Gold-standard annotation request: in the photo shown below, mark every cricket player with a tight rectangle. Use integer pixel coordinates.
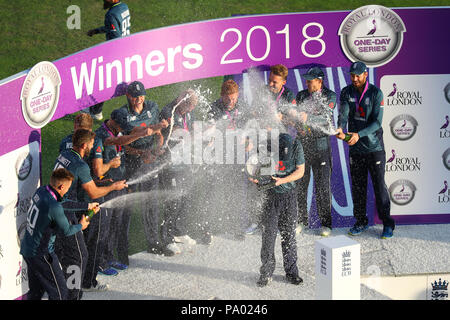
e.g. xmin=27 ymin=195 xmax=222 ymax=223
xmin=336 ymin=61 xmax=395 ymax=239
xmin=159 ymin=89 xmax=213 ymax=248
xmin=295 ymin=67 xmax=337 ymax=237
xmin=118 ymin=81 xmax=171 ymax=255
xmin=20 ymin=168 xmax=92 ymax=300
xmin=85 ymin=0 xmax=131 ymax=120
xmin=249 ymin=132 xmax=305 ymax=287
xmin=53 ymin=129 xmax=127 ymax=298
xmin=92 ymin=108 xmax=155 ymax=274
xmin=208 ymin=80 xmax=257 ymax=238
xmin=268 ymin=64 xmax=296 ymax=107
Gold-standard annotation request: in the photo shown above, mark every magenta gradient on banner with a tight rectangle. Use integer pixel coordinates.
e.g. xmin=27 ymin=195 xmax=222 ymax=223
xmin=0 ymin=11 xmax=352 ymax=157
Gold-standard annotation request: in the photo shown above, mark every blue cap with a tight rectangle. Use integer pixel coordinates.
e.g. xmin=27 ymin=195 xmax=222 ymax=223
xmin=111 ymin=108 xmax=132 ymax=132
xmin=350 ymin=61 xmax=367 ymax=75
xmin=126 ymin=81 xmax=146 ymax=98
xmin=302 ymin=67 xmax=324 ymax=80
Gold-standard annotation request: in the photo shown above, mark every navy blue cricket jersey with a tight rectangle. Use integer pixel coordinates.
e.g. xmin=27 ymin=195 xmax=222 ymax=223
xmin=20 ymin=185 xmax=82 ymax=258
xmin=96 ymin=1 xmax=131 ymax=40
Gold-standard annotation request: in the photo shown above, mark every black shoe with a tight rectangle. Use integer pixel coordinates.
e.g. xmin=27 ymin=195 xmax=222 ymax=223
xmin=148 ymin=245 xmax=175 ymax=257
xmin=256 ymin=275 xmax=272 ymax=287
xmin=147 ymin=246 xmax=162 ymax=254
xmin=161 ymin=246 xmax=176 ymax=256
xmin=286 ymin=274 xmax=303 ymax=285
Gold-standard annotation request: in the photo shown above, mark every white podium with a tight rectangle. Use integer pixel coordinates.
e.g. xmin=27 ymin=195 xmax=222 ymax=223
xmin=315 ymin=235 xmax=361 ymax=300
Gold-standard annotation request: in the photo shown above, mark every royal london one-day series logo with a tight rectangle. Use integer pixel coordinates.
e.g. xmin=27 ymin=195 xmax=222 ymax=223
xmin=442 ymin=148 xmax=450 ymax=171
xmin=388 ymin=179 xmax=416 ymax=206
xmin=389 ymin=114 xmax=418 ymax=141
xmin=20 ymin=61 xmax=61 ymax=129
xmin=338 ymin=5 xmax=406 ymax=67
xmin=15 ymin=151 xmax=33 ymax=181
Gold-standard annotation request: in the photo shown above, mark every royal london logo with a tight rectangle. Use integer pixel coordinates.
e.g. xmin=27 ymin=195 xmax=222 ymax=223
xmin=438 ymin=180 xmax=449 ymax=204
xmin=14 ymin=196 xmax=31 ymax=218
xmin=385 ymin=83 xmax=423 ymax=106
xmin=430 ymin=278 xmax=448 ymax=300
xmin=439 ymin=115 xmax=450 ymax=139
xmin=388 ymin=179 xmax=416 ymax=206
xmin=338 ymin=5 xmax=406 ymax=67
xmin=385 ymin=149 xmax=421 ymax=172
xmin=15 ymin=261 xmax=28 ymax=287
xmin=389 ymin=114 xmax=418 ymax=141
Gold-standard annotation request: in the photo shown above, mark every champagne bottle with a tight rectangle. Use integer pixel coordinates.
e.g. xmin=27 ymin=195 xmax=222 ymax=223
xmin=86 ymin=209 xmax=96 ymax=222
xmin=344 ymin=133 xmax=352 ymax=142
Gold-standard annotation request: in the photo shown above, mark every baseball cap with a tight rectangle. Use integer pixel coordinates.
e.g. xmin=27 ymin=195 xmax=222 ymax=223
xmin=111 ymin=108 xmax=132 ymax=132
xmin=126 ymin=81 xmax=146 ymax=98
xmin=349 ymin=61 xmax=368 ymax=75
xmin=302 ymin=67 xmax=324 ymax=80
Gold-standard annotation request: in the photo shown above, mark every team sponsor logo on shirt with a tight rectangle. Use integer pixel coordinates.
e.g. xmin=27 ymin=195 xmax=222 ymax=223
xmin=388 ymin=179 xmax=416 ymax=206
xmin=389 ymin=114 xmax=418 ymax=141
xmin=121 ymin=10 xmax=130 ymax=19
xmin=20 ymin=61 xmax=61 ymax=128
xmin=338 ymin=5 xmax=406 ymax=67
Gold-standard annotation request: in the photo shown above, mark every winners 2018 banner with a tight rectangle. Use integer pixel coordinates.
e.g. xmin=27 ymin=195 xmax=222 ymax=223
xmin=0 ymin=5 xmax=449 ymax=299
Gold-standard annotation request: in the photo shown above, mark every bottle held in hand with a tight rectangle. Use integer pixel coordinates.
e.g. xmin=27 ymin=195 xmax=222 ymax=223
xmin=86 ymin=209 xmax=97 ymax=222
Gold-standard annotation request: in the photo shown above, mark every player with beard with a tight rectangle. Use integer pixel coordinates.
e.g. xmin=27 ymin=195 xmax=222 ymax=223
xmin=336 ymin=61 xmax=395 ymax=239
xmin=53 ymin=129 xmax=127 ymax=299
